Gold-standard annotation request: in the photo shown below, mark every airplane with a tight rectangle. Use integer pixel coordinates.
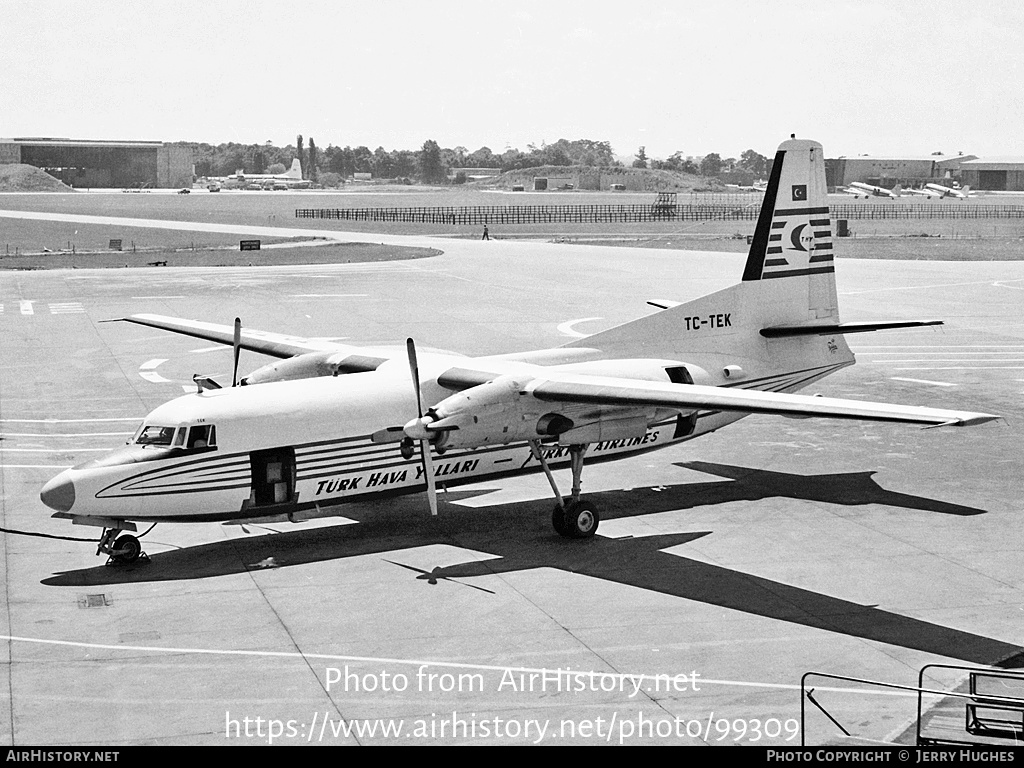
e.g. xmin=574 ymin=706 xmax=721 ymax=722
xmin=904 ymin=183 xmax=973 ymax=200
xmin=216 ymin=159 xmax=312 ymax=190
xmin=842 ymin=182 xmax=901 ymax=199
xmin=39 ymin=137 xmax=1000 ymax=565
xmin=725 ymin=181 xmax=768 ymax=193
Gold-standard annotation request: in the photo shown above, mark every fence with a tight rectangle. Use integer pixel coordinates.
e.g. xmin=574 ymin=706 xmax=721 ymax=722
xmin=296 ymin=203 xmax=1024 ymax=225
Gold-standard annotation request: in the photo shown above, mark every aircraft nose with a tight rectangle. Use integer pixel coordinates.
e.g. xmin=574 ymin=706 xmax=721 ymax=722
xmin=40 ymin=474 xmax=75 ymax=512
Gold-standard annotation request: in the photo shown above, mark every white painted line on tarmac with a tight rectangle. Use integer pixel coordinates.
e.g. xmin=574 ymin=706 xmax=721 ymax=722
xmin=557 ymin=317 xmax=604 ymax=338
xmin=895 ymin=366 xmax=1024 ymax=370
xmin=2 ymin=432 xmax=133 ymax=437
xmin=841 ymin=278 xmax=1018 ymax=295
xmin=890 ymin=377 xmax=956 ymax=387
xmin=2 ymin=465 xmax=73 ymax=469
xmin=2 ymin=447 xmax=111 ymax=452
xmin=0 ymin=417 xmax=142 ymax=423
xmin=289 ymin=294 xmax=369 ymax=298
xmin=868 ymin=359 xmax=1024 ymax=364
xmin=0 ymin=634 xmax=917 ymax=698
xmin=855 ymin=347 xmax=1024 ymax=352
xmin=19 ymin=300 xmax=33 ymax=315
xmin=139 ymin=358 xmax=174 ymax=384
xmin=132 ymin=295 xmax=187 ymax=299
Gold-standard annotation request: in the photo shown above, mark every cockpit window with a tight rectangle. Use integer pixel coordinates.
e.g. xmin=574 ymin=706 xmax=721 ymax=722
xmin=135 ymin=425 xmax=177 ymax=446
xmin=187 ymin=424 xmax=216 ymax=449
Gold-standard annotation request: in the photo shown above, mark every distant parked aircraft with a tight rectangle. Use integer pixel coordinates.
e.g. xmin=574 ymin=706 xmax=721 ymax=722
xmin=842 ymin=182 xmax=901 ymax=199
xmin=904 ymin=183 xmax=973 ymax=200
xmin=216 ymin=159 xmax=312 ymax=190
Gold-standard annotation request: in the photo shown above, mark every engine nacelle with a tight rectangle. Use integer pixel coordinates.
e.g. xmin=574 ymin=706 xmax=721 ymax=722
xmin=241 ymin=351 xmax=385 ymax=385
xmin=427 ymin=375 xmax=573 ymax=450
xmin=241 ymin=352 xmax=342 ymax=385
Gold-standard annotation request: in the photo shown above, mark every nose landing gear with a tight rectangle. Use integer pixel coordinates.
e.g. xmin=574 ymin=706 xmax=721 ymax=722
xmin=97 ymin=528 xmax=148 ymax=565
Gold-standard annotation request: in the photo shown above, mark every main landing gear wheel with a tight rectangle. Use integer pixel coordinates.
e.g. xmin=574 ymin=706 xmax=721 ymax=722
xmin=561 ymin=500 xmax=599 ymax=539
xmin=111 ymin=534 xmax=142 ymax=564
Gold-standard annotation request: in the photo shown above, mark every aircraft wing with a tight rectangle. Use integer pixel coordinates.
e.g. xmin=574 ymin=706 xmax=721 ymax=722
xmin=116 ymin=313 xmax=349 ymax=359
xmin=523 ymin=374 xmax=998 ymax=427
xmin=434 ymin=368 xmax=999 ymax=429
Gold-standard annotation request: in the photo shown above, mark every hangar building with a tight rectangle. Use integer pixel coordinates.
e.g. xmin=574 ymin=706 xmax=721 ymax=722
xmin=0 ymin=138 xmax=193 ymax=189
xmin=825 ymin=154 xmax=975 ymax=190
xmin=958 ymin=158 xmax=1024 ymax=192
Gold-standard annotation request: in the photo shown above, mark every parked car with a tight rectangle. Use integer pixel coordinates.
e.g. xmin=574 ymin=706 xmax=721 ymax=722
xmin=177 ymin=188 xmax=191 ymax=195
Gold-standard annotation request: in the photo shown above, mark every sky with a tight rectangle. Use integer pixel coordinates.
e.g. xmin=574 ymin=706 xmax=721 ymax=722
xmin=2 ymin=0 xmax=1022 ymax=161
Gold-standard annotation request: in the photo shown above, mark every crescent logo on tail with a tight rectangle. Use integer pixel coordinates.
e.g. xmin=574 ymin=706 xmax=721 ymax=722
xmin=789 ymin=223 xmax=808 ymax=252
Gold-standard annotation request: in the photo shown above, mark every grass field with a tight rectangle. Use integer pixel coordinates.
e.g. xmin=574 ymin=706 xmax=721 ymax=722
xmin=2 ymin=188 xmax=1023 ymax=267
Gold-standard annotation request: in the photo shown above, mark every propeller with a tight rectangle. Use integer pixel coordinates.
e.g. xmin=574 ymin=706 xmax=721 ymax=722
xmin=231 ymin=317 xmax=242 ymax=387
xmin=405 ymin=337 xmax=438 ymax=516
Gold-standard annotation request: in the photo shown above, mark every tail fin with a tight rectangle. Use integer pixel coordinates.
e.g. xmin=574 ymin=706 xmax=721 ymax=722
xmin=740 ymin=138 xmax=838 ymax=320
xmin=286 ymin=158 xmax=303 ymax=179
xmin=565 ymin=137 xmax=842 ymax=358
xmin=892 ymin=184 xmax=902 ymax=197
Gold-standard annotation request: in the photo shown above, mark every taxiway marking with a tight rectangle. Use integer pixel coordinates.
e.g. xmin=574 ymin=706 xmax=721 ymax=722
xmin=0 ymin=417 xmax=142 ymax=423
xmin=2 ymin=447 xmax=112 ymax=452
xmin=0 ymin=634 xmax=917 ymax=698
xmin=842 ymin=278 xmax=1024 ymax=295
xmin=139 ymin=358 xmax=173 ymax=384
xmin=557 ymin=317 xmax=604 ymax=338
xmin=869 ymin=359 xmax=1024 ymax=363
xmin=3 ymin=432 xmax=134 ymax=437
xmin=19 ymin=300 xmax=33 ymax=315
xmin=890 ymin=377 xmax=956 ymax=387
xmin=2 ymin=465 xmax=74 ymax=469
xmin=48 ymin=302 xmax=84 ymax=314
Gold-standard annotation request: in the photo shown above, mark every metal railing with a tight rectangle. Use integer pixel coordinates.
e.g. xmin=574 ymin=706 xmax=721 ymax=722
xmin=800 ymin=667 xmax=1024 ymax=746
xmin=296 ymin=203 xmax=1024 ymax=225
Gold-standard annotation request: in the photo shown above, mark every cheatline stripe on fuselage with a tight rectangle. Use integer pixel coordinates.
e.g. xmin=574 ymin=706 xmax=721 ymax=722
xmin=93 ymin=362 xmax=848 ymax=498
xmin=117 ymin=456 xmax=250 ymax=487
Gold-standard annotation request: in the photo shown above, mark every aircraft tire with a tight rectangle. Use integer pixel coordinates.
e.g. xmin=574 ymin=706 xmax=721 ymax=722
xmin=552 ymin=504 xmax=569 ymax=536
xmin=563 ymin=501 xmax=599 ymax=539
xmin=113 ymin=534 xmax=141 ymax=564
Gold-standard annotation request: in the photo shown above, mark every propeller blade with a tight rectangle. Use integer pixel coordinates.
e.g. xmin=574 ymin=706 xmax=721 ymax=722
xmin=231 ymin=317 xmax=242 ymax=387
xmin=406 ymin=337 xmax=438 ymax=516
xmin=370 ymin=426 xmax=407 ymax=444
xmin=406 ymin=337 xmax=423 ymax=417
xmin=421 ymin=440 xmax=438 ymax=516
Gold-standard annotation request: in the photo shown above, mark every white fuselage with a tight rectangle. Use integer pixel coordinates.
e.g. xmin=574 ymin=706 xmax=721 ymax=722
xmin=43 ymin=345 xmax=850 ymax=526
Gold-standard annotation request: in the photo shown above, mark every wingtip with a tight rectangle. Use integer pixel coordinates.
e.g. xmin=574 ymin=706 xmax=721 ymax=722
xmin=921 ymin=414 xmax=1003 ymax=430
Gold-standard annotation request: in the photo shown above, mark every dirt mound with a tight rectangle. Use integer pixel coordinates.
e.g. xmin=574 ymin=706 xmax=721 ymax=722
xmin=0 ymin=164 xmax=74 ymax=192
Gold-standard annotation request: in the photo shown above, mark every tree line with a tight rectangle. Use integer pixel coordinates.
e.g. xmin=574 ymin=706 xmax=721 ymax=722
xmin=179 ymin=136 xmax=768 ymax=186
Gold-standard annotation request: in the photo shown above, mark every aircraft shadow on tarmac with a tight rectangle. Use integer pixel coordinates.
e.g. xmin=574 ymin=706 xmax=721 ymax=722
xmin=42 ymin=462 xmax=1020 ymax=668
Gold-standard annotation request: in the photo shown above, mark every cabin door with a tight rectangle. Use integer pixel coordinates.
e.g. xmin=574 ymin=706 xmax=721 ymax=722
xmin=249 ymin=447 xmax=297 ymax=507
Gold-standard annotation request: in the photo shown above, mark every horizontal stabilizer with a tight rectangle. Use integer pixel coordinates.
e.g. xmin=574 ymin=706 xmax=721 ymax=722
xmin=760 ymin=320 xmax=943 ymax=338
